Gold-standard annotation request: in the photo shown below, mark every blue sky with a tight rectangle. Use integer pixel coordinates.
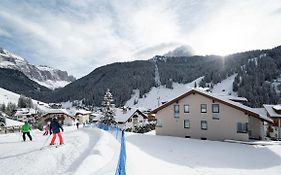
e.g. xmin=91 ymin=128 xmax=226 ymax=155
xmin=0 ymin=0 xmax=281 ymax=78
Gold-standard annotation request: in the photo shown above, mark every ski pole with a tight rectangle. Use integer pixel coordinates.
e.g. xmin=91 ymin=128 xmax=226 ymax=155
xmin=40 ymin=134 xmax=51 ymax=150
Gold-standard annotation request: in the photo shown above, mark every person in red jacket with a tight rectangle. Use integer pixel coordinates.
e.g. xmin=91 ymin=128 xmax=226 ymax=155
xmin=49 ymin=118 xmax=64 ymax=145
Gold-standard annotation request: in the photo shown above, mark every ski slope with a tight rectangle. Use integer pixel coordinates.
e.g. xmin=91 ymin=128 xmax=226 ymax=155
xmin=125 ymin=77 xmax=203 ymax=110
xmin=0 ymin=87 xmax=50 ymax=112
xmin=1 ymin=126 xmax=281 ymax=175
xmin=125 ymin=74 xmax=238 ymax=110
xmin=0 ymin=126 xmax=120 ymax=175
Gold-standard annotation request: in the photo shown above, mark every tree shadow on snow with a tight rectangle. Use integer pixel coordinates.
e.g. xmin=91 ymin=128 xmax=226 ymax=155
xmin=126 ymin=134 xmax=281 ymax=170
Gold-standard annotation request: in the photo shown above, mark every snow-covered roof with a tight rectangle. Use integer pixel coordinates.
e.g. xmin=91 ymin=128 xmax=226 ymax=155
xmin=272 ymin=105 xmax=281 ymax=111
xmin=114 ymin=108 xmax=147 ymax=123
xmin=263 ymin=105 xmax=281 ymax=118
xmin=42 ymin=108 xmax=74 ymax=118
xmin=151 ymin=88 xmax=273 ymax=123
xmin=215 ymin=94 xmax=248 ymax=102
xmin=14 ymin=108 xmax=36 ymax=116
xmin=0 ymin=111 xmax=9 ymax=118
xmin=251 ymin=108 xmax=270 ymax=121
xmin=75 ymin=109 xmax=91 ymax=115
xmin=91 ymin=112 xmax=103 ymax=122
xmin=5 ymin=118 xmax=24 ymax=127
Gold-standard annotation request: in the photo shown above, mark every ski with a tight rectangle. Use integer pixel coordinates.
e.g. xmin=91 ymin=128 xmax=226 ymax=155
xmin=40 ymin=144 xmax=64 ymax=150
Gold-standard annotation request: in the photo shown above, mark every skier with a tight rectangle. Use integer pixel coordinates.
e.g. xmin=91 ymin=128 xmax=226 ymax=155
xmin=76 ymin=120 xmax=80 ymax=129
xmin=43 ymin=124 xmax=49 ymax=135
xmin=21 ymin=121 xmax=32 ymax=141
xmin=49 ymin=117 xmax=64 ymax=145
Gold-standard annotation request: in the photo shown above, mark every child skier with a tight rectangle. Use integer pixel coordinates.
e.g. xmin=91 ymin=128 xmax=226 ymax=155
xmin=49 ymin=117 xmax=64 ymax=145
xmin=21 ymin=121 xmax=32 ymax=141
xmin=43 ymin=124 xmax=49 ymax=135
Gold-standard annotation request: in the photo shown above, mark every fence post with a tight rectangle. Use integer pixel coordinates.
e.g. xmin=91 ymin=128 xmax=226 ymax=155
xmin=115 ymin=130 xmax=126 ymax=175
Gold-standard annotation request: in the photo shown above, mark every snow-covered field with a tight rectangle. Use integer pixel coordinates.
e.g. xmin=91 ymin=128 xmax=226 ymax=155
xmin=1 ymin=127 xmax=280 ymax=175
xmin=126 ymin=132 xmax=281 ymax=175
xmin=0 ymin=87 xmax=50 ymax=111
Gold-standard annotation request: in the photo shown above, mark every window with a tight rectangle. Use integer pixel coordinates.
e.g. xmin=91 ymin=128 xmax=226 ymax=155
xmin=174 ymin=105 xmax=180 ymax=118
xmin=201 ymin=104 xmax=207 ymax=113
xmin=201 ymin=120 xmax=208 ymax=130
xmin=184 ymin=119 xmax=190 ymax=129
xmin=156 ymin=119 xmax=162 ymax=127
xmin=184 ymin=105 xmax=189 ymax=113
xmin=237 ymin=122 xmax=248 ymax=133
xmin=212 ymin=104 xmax=219 ymax=113
xmin=212 ymin=104 xmax=220 ymax=120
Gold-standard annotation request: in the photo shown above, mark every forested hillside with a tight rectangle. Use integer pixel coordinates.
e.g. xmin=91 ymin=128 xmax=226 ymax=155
xmin=0 ymin=68 xmax=51 ymax=100
xmin=199 ymin=46 xmax=281 ymax=107
xmin=43 ymin=61 xmax=156 ymax=106
xmin=1 ymin=46 xmax=281 ymax=108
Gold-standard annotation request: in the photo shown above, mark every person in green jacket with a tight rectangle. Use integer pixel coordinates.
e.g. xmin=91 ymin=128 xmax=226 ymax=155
xmin=21 ymin=121 xmax=32 ymax=141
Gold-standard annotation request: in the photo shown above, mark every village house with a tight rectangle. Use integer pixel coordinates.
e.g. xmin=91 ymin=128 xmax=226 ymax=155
xmin=13 ymin=108 xmax=37 ymax=122
xmin=0 ymin=111 xmax=23 ymax=133
xmin=150 ymin=88 xmax=273 ymax=141
xmin=74 ymin=109 xmax=91 ymax=124
xmin=40 ymin=109 xmax=75 ymax=126
xmin=263 ymin=104 xmax=281 ymax=140
xmin=90 ymin=112 xmax=103 ymax=123
xmin=114 ymin=107 xmax=148 ymax=130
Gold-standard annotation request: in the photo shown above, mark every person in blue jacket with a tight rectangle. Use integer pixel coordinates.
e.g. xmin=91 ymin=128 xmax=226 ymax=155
xmin=49 ymin=117 xmax=64 ymax=145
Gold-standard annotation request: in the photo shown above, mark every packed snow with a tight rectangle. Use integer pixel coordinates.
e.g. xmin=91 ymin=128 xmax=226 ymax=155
xmin=212 ymin=73 xmax=237 ymax=95
xmin=0 ymin=126 xmax=120 ymax=175
xmin=1 ymin=125 xmax=281 ymax=175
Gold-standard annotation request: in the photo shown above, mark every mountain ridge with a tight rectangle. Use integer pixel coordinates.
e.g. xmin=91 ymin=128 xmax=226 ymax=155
xmin=0 ymin=47 xmax=75 ymax=89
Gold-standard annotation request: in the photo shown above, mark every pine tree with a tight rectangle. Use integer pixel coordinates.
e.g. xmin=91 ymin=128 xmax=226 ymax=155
xmin=100 ymin=89 xmax=116 ymax=125
xmin=6 ymin=102 xmax=17 ymax=116
xmin=0 ymin=103 xmax=6 ymax=112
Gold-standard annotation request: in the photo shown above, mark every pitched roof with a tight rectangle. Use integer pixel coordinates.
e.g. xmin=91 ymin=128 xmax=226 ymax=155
xmin=115 ymin=108 xmax=147 ymax=123
xmin=264 ymin=105 xmax=281 ymax=118
xmin=41 ymin=109 xmax=75 ymax=120
xmin=75 ymin=109 xmax=91 ymax=115
xmin=150 ymin=88 xmax=273 ymax=123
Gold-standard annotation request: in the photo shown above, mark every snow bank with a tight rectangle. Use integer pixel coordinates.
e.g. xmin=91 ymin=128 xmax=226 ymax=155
xmin=74 ymin=129 xmax=120 ymax=175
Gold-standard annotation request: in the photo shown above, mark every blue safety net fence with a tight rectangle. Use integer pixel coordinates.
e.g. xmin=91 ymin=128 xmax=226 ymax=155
xmin=84 ymin=123 xmax=126 ymax=175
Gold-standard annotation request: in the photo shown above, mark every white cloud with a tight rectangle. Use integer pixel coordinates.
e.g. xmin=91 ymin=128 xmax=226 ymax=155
xmin=0 ymin=0 xmax=280 ymax=77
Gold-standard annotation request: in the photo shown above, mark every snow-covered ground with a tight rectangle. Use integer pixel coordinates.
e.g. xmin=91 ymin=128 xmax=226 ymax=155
xmin=32 ymin=79 xmax=70 ymax=90
xmin=0 ymin=126 xmax=120 ymax=175
xmin=125 ymin=77 xmax=203 ymax=110
xmin=126 ymin=74 xmax=238 ymax=110
xmin=1 ymin=126 xmax=281 ymax=175
xmin=126 ymin=132 xmax=281 ymax=175
xmin=0 ymin=87 xmax=21 ymax=105
xmin=212 ymin=73 xmax=237 ymax=95
xmin=0 ymin=87 xmax=50 ymax=112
